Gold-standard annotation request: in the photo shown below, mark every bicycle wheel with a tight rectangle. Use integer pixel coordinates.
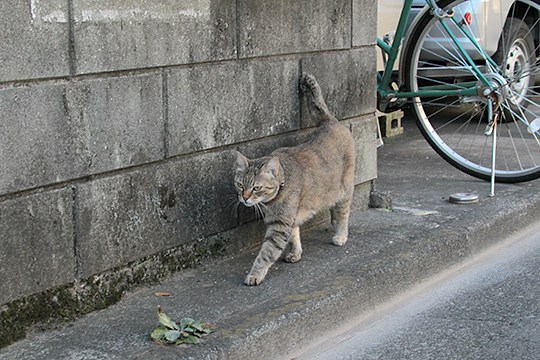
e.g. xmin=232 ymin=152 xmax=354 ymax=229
xmin=403 ymin=0 xmax=540 ymax=183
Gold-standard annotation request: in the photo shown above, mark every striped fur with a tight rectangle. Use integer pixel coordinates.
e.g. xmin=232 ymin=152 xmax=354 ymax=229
xmin=234 ymin=74 xmax=356 ymax=286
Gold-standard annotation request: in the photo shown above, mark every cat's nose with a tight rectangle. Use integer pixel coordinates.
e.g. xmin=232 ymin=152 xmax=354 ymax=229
xmin=242 ymin=191 xmax=251 ymax=201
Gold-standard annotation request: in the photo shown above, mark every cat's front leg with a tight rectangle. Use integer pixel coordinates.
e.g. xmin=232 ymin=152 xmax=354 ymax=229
xmin=245 ymin=223 xmax=291 ymax=286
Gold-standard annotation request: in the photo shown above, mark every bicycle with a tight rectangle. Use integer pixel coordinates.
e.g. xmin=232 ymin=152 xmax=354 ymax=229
xmin=377 ymin=0 xmax=540 ymax=195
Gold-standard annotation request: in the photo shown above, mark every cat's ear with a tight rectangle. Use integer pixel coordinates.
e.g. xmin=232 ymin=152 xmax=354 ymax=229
xmin=234 ymin=151 xmax=249 ymax=172
xmin=262 ymin=156 xmax=280 ymax=177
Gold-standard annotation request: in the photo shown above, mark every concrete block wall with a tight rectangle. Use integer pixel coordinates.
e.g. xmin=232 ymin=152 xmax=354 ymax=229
xmin=0 ymin=0 xmax=378 ymax=346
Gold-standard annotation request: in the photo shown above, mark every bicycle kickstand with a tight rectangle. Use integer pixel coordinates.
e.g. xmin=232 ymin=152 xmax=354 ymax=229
xmin=484 ymin=99 xmax=499 ymax=197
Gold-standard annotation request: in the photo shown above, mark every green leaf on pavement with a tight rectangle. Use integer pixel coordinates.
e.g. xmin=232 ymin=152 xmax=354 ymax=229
xmin=151 ymin=307 xmax=214 ymax=346
xmin=150 ymin=325 xmax=168 ymax=340
xmin=180 ymin=318 xmax=195 ymax=330
xmin=164 ymin=330 xmax=181 ymax=342
xmin=183 ymin=334 xmax=200 ymax=344
xmin=157 ymin=306 xmax=179 ymax=330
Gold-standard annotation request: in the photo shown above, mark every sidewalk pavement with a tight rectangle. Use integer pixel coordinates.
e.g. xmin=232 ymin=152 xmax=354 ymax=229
xmin=2 ymin=116 xmax=540 ymax=360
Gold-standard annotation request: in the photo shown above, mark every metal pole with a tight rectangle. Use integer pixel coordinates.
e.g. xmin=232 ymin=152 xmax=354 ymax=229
xmin=489 ymin=104 xmax=497 ymax=197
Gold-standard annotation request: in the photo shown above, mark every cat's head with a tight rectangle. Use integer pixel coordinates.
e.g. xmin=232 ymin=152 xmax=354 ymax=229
xmin=233 ymin=151 xmax=283 ymax=207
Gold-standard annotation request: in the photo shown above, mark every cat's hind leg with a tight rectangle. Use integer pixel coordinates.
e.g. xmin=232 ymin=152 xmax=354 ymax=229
xmin=331 ymin=197 xmax=352 ymax=246
xmin=284 ymin=226 xmax=302 ymax=263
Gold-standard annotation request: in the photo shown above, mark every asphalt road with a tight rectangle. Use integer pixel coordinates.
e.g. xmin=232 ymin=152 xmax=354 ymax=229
xmin=293 ymin=221 xmax=540 ymax=360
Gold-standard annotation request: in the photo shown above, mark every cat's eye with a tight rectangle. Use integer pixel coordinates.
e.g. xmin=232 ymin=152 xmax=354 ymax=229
xmin=253 ymin=186 xmax=262 ymax=192
xmin=235 ymin=182 xmax=243 ymax=189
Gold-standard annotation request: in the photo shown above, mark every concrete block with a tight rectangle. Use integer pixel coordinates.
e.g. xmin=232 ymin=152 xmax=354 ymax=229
xmin=300 ymin=48 xmax=377 ymax=127
xmin=349 ymin=115 xmax=378 ymax=184
xmin=236 ymin=128 xmax=304 ymax=159
xmin=377 ymin=110 xmax=405 ymax=137
xmin=353 ymin=181 xmax=372 ymax=211
xmin=71 ymin=0 xmax=236 ymax=74
xmin=63 ymin=74 xmax=165 ymax=172
xmin=0 ymin=85 xmax=72 ymax=195
xmin=167 ymin=59 xmax=300 ymax=156
xmin=352 ymin=0 xmax=378 ymax=47
xmin=238 ymin=0 xmax=351 ymax=58
xmin=77 ymin=150 xmax=238 ymax=277
xmin=0 ymin=188 xmax=75 ymax=305
xmin=0 ymin=75 xmax=163 ymax=195
xmin=0 ymin=0 xmax=70 ymax=82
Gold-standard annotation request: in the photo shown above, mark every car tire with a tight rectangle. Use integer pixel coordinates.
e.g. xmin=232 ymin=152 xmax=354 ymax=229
xmin=491 ymin=17 xmax=536 ymax=112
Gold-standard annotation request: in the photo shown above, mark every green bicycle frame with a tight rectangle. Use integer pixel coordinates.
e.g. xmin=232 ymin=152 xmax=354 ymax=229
xmin=377 ymin=0 xmax=495 ymax=100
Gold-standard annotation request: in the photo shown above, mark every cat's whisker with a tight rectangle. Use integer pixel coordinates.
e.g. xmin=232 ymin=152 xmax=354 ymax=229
xmin=225 ymin=194 xmax=242 ymax=218
xmin=252 ymin=203 xmax=260 ymax=219
xmin=232 ymin=201 xmax=241 ymax=217
xmin=225 ymin=196 xmax=239 ymax=209
xmin=255 ymin=203 xmax=266 ymax=220
xmin=258 ymin=202 xmax=276 ymax=218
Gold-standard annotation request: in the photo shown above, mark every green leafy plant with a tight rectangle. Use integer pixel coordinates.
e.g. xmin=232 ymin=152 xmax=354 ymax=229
xmin=151 ymin=306 xmax=214 ymax=346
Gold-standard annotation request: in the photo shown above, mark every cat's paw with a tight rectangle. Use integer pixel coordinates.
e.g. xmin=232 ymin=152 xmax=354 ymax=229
xmin=332 ymin=235 xmax=348 ymax=246
xmin=284 ymin=252 xmax=302 ymax=263
xmin=244 ymin=273 xmax=265 ymax=286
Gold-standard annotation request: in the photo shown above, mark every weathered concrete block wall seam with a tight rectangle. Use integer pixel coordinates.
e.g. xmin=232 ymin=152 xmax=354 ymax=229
xmin=67 ymin=0 xmax=78 ymax=76
xmin=162 ymin=69 xmax=170 ymax=159
xmin=72 ymin=185 xmax=82 ymax=281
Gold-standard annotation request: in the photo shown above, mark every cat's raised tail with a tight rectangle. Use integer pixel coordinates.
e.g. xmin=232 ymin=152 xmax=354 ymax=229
xmin=300 ymin=73 xmax=338 ymax=123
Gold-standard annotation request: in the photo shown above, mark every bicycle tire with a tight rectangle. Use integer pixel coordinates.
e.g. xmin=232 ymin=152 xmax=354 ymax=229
xmin=403 ymin=0 xmax=540 ymax=183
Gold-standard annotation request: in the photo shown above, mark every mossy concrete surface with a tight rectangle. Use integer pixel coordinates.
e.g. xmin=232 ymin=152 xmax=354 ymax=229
xmin=0 ymin=222 xmax=262 ymax=349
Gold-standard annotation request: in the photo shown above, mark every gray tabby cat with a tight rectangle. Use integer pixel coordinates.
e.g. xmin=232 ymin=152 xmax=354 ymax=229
xmin=234 ymin=74 xmax=356 ymax=286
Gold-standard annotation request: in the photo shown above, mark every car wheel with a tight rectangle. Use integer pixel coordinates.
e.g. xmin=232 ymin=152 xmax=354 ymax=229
xmin=492 ymin=17 xmax=536 ymax=111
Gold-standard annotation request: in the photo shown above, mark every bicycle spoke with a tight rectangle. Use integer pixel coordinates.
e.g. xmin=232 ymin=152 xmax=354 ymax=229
xmin=402 ymin=0 xmax=540 ymax=182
